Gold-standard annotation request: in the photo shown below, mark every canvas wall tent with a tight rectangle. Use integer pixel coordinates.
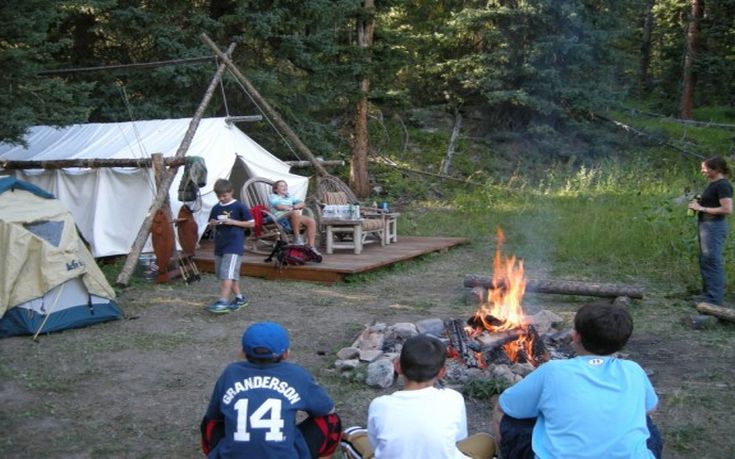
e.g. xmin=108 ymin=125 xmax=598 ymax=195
xmin=0 ymin=117 xmax=309 ymax=257
xmin=0 ymin=176 xmax=121 ymax=338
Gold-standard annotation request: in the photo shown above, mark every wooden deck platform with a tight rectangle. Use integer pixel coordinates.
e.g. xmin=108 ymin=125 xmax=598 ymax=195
xmin=194 ymin=236 xmax=469 ymax=283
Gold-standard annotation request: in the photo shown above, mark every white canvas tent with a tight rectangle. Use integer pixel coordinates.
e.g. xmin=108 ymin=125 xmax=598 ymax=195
xmin=0 ymin=176 xmax=121 ymax=338
xmin=0 ymin=117 xmax=309 ymax=257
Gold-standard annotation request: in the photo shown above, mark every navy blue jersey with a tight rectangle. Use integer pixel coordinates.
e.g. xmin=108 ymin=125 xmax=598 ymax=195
xmin=208 ymin=200 xmax=252 ymax=256
xmin=204 ymin=361 xmax=334 ymax=459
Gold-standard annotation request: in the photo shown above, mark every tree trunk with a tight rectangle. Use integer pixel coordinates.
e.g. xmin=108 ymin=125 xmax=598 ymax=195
xmin=350 ymin=0 xmax=375 ymax=199
xmin=638 ymin=0 xmax=655 ymax=94
xmin=463 ymin=275 xmax=644 ymax=299
xmin=440 ymin=110 xmax=463 ymax=175
xmin=678 ymin=0 xmax=703 ymax=119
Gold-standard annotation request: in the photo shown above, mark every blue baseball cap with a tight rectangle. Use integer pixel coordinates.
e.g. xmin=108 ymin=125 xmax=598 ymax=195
xmin=242 ymin=322 xmax=290 ymax=359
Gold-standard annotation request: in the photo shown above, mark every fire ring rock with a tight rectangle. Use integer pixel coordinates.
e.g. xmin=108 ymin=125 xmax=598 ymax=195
xmin=366 ymin=358 xmax=396 ymax=388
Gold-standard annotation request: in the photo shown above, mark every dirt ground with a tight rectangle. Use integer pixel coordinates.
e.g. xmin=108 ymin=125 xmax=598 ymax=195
xmin=1 ymin=244 xmax=734 ymax=458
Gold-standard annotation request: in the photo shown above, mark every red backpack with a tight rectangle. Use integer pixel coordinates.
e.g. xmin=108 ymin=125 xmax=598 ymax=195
xmin=265 ymin=240 xmax=323 ymax=268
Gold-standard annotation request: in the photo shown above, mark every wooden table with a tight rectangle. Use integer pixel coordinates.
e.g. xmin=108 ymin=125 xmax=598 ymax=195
xmin=382 ymin=212 xmax=400 ymax=244
xmin=321 ymin=218 xmax=385 ymax=254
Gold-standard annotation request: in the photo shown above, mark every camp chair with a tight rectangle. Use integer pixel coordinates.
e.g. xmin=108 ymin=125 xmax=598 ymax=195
xmin=240 ymin=176 xmax=315 ymax=254
xmin=315 ymin=176 xmax=386 ymax=253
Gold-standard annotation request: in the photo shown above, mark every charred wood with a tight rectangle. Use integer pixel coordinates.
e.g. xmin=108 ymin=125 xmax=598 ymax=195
xmin=444 ymin=319 xmax=479 ymax=368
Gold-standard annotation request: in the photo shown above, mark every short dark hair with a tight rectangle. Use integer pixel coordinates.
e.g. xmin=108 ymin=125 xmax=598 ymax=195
xmin=245 ymin=349 xmax=284 ymax=364
xmin=704 ymin=156 xmax=731 ymax=176
xmin=399 ymin=334 xmax=446 ymax=383
xmin=213 ymin=178 xmax=234 ymax=195
xmin=574 ymin=303 xmax=633 ymax=355
xmin=272 ymin=180 xmax=286 ymax=193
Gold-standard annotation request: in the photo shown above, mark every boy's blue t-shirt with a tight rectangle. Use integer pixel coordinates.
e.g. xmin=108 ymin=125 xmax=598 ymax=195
xmin=204 ymin=360 xmax=334 ymax=459
xmin=499 ymin=355 xmax=658 ymax=459
xmin=208 ymin=200 xmax=252 ymax=256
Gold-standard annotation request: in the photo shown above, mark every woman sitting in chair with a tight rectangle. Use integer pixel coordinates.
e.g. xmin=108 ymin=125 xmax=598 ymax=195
xmin=269 ymin=180 xmax=319 ymax=251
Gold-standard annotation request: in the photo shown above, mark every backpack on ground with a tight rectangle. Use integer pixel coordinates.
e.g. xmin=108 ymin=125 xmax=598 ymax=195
xmin=265 ymin=240 xmax=323 ymax=268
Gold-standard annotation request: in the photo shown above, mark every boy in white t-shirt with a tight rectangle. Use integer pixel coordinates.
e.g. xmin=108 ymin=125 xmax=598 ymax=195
xmin=341 ymin=334 xmax=496 ymax=459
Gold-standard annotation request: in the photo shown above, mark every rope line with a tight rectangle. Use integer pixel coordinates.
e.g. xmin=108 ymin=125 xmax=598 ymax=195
xmin=117 ymin=83 xmax=157 ymax=194
xmin=225 ymin=67 xmax=303 ymax=162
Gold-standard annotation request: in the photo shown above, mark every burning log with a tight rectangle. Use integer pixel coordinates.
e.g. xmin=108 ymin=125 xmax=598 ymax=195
xmin=467 ymin=314 xmax=505 ymax=329
xmin=695 ymin=302 xmax=735 ymax=323
xmin=464 ymin=274 xmax=644 ymax=299
xmin=527 ymin=325 xmax=550 ymax=365
xmin=444 ymin=319 xmax=480 ymax=368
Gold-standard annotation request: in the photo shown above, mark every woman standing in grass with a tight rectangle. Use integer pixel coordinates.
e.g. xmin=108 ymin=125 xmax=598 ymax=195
xmin=688 ymin=156 xmax=733 ymax=305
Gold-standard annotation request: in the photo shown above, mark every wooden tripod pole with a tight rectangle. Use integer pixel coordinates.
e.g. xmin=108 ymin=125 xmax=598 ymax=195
xmin=115 ymin=42 xmax=236 ymax=287
xmin=201 ymin=33 xmax=329 ymax=177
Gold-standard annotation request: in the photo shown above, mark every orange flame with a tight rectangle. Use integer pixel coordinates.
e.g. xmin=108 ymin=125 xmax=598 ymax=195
xmin=469 ymin=228 xmax=538 ymax=365
xmin=473 ymin=228 xmax=528 ymax=332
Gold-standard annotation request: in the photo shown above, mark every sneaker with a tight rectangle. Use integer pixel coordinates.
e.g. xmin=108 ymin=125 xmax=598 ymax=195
xmin=293 ymin=235 xmax=305 ymax=246
xmin=229 ymin=295 xmax=249 ymax=311
xmin=207 ymin=299 xmax=230 ymax=314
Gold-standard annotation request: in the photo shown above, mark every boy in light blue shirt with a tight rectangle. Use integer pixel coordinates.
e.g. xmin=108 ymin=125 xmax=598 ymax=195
xmin=493 ymin=303 xmax=663 ymax=459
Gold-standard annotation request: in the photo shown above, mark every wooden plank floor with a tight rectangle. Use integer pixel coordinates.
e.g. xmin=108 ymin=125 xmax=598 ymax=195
xmin=194 ymin=236 xmax=469 ymax=283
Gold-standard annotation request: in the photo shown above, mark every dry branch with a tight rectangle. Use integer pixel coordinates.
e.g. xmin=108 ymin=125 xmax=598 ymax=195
xmin=464 ymin=274 xmax=644 ymax=299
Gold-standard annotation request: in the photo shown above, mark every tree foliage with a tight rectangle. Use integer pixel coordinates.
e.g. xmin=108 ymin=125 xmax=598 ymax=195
xmin=1 ymin=0 xmax=733 ymax=154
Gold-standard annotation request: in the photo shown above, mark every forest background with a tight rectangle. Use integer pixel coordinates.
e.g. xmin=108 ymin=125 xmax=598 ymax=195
xmin=2 ymin=1 xmax=735 ymax=458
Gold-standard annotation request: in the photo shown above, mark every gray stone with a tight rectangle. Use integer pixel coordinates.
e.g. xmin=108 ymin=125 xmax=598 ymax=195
xmin=416 ymin=318 xmax=445 ymax=336
xmin=366 ymin=358 xmax=396 ymax=388
xmin=369 ymin=323 xmax=387 ymax=333
xmin=491 ymin=364 xmax=517 ymax=385
xmin=359 ymin=349 xmax=384 ymax=363
xmin=510 ymin=363 xmax=535 ymax=377
xmin=527 ymin=309 xmax=563 ymax=335
xmin=336 ymin=347 xmax=360 ymax=360
xmin=352 ymin=326 xmax=385 ymax=351
xmin=388 ymin=322 xmax=418 ymax=340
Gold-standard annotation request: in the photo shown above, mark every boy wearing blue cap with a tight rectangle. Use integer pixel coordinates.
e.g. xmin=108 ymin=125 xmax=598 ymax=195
xmin=201 ymin=321 xmax=342 ymax=458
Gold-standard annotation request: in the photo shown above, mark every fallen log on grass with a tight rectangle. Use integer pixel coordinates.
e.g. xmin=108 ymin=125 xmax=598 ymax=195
xmin=695 ymin=303 xmax=735 ymax=323
xmin=464 ymin=274 xmax=644 ymax=299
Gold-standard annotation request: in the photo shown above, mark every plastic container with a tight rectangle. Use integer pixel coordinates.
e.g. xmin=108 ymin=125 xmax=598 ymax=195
xmin=137 ymin=253 xmax=158 ymax=281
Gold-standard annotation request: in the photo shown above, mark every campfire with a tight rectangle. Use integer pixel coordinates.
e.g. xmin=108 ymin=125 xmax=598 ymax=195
xmin=446 ymin=228 xmax=549 ymax=369
xmin=335 ymin=228 xmax=575 ymax=389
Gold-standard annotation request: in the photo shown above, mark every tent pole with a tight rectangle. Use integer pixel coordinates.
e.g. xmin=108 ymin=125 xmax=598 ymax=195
xmin=115 ymin=42 xmax=237 ymax=287
xmin=201 ymin=33 xmax=329 ymax=178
